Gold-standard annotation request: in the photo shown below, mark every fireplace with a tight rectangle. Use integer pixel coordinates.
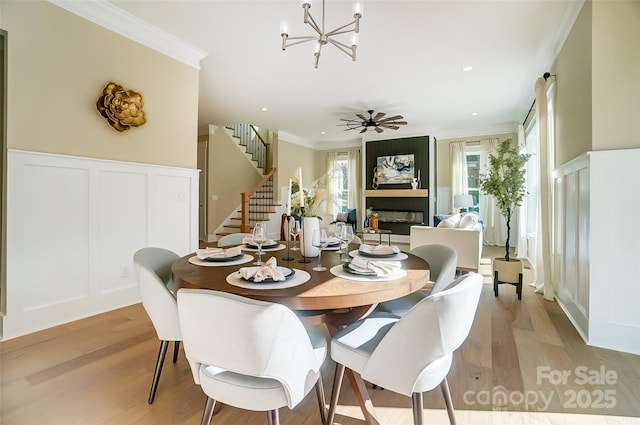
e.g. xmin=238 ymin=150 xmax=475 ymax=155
xmin=372 ymin=210 xmax=425 ymax=235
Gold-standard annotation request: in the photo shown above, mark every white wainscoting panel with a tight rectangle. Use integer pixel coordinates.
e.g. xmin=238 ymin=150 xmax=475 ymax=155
xmin=3 ymin=150 xmax=199 ymax=340
xmin=554 ymin=149 xmax=640 ymax=355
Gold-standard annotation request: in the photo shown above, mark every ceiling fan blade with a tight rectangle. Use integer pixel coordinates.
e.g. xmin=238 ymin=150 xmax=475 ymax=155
xmin=356 ymin=114 xmax=367 ymax=121
xmin=379 ymin=115 xmax=404 ymax=122
xmin=392 ymin=121 xmax=408 ymax=125
xmin=360 ymin=128 xmax=367 ymax=133
xmin=375 ymin=127 xmax=383 ymax=133
xmin=373 ymin=112 xmax=386 ymax=121
xmin=385 ymin=126 xmax=400 ymax=130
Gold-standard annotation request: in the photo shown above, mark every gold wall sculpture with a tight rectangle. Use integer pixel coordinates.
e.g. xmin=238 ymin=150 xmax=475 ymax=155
xmin=96 ymin=82 xmax=146 ymax=132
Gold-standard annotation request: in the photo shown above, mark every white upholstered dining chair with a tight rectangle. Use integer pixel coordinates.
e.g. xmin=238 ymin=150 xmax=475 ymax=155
xmin=327 ymin=272 xmax=483 ymax=425
xmin=133 ymin=247 xmax=182 ymax=404
xmin=378 ymin=243 xmax=458 ymax=316
xmin=216 ymin=232 xmax=253 ymax=247
xmin=177 ymin=289 xmax=328 ymax=425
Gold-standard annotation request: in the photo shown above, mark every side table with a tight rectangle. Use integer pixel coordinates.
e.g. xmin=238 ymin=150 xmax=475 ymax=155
xmin=356 ymin=228 xmax=392 ymax=246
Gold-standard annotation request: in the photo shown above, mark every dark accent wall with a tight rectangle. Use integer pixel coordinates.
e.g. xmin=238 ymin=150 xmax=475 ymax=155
xmin=365 ymin=136 xmax=432 ymax=235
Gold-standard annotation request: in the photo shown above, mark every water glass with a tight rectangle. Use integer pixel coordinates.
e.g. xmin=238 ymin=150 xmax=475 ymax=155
xmin=312 ymin=228 xmax=328 ymax=271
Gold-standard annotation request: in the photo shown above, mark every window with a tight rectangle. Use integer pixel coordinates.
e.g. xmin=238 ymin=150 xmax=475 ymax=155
xmin=333 ymin=153 xmax=349 ymax=213
xmin=464 ymin=145 xmax=481 ymax=213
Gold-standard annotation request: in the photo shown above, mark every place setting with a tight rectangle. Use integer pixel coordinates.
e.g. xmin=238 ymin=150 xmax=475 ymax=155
xmin=226 ymin=256 xmax=310 ymax=290
xmin=349 ymin=243 xmax=409 ymax=261
xmin=188 ymin=245 xmax=253 ymax=267
xmin=330 ymin=254 xmax=407 ymax=282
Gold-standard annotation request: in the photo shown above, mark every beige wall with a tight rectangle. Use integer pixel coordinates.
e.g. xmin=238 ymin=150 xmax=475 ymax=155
xmin=552 ymin=1 xmax=593 ymax=167
xmin=1 ymin=1 xmax=199 ymax=168
xmin=552 ymin=0 xmax=640 ymax=166
xmin=206 ymin=126 xmax=262 ymax=235
xmin=591 ymin=0 xmax=640 ymax=151
xmin=276 ymin=137 xmax=319 ymax=190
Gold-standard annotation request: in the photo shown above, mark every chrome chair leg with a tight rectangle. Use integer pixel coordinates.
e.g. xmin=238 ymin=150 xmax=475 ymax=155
xmin=326 ymin=363 xmax=345 ymax=425
xmin=201 ymin=397 xmax=216 ymax=425
xmin=411 ymin=392 xmax=424 ymax=425
xmin=267 ymin=409 xmax=280 ymax=425
xmin=315 ymin=375 xmax=327 ymax=425
xmin=440 ymin=377 xmax=457 ymax=425
xmin=148 ymin=340 xmax=169 ymax=404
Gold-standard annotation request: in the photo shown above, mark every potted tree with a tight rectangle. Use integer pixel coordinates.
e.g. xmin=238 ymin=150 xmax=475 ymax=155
xmin=479 ymin=139 xmax=531 ymax=299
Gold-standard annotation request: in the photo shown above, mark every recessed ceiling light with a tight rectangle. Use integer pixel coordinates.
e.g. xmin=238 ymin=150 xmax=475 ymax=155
xmin=260 ymin=107 xmax=268 ymax=112
xmin=321 ymin=131 xmax=326 ymax=135
xmin=471 ymin=112 xmax=479 ymax=116
xmin=462 ymin=66 xmax=473 ymax=72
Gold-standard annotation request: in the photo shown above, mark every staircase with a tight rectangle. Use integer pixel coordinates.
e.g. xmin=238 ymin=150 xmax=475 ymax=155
xmin=216 ymin=125 xmax=279 ymax=237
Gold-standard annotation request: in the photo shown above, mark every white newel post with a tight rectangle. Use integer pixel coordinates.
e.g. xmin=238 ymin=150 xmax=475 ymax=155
xmin=300 ymin=217 xmax=320 ymax=257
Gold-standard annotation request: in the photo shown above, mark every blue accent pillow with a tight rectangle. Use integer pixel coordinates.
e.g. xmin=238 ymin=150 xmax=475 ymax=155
xmin=347 ymin=208 xmax=357 ymax=223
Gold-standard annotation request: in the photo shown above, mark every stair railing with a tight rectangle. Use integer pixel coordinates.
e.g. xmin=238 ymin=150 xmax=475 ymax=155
xmin=240 ymin=167 xmax=277 ymax=233
xmin=231 ymin=123 xmax=271 ymax=173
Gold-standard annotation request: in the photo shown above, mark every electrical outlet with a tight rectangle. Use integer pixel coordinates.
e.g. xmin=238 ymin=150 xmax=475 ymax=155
xmin=177 ymin=191 xmax=187 ymax=203
xmin=120 ymin=265 xmax=129 ymax=278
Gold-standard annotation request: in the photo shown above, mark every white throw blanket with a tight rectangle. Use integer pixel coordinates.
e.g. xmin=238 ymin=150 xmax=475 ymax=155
xmin=196 ymin=245 xmax=242 ymax=260
xmin=358 ymin=244 xmax=401 ymax=255
xmin=239 ymin=257 xmax=285 ymax=282
xmin=349 ymin=256 xmax=402 ymax=277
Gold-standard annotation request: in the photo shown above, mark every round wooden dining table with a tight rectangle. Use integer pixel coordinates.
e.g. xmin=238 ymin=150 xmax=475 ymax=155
xmin=172 ymin=244 xmax=431 ymax=425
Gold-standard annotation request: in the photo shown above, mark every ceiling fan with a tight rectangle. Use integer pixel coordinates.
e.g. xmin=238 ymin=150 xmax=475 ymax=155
xmin=339 ymin=110 xmax=408 ymax=134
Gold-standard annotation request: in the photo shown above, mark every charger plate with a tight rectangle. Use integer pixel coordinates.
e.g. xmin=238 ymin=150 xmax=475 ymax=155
xmin=329 ymin=264 xmax=407 ymax=282
xmin=226 ymin=269 xmax=310 ymax=289
xmin=189 ymin=254 xmax=253 ymax=267
xmin=348 ymin=250 xmax=408 ymax=261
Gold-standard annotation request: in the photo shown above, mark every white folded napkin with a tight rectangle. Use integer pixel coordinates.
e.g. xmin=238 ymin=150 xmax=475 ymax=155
xmin=239 ymin=257 xmax=285 ymax=282
xmin=196 ymin=245 xmax=242 ymax=260
xmin=242 ymin=237 xmax=276 ymax=246
xmin=358 ymin=244 xmax=401 ymax=255
xmin=326 ymin=236 xmax=340 ymax=246
xmin=349 ymin=256 xmax=402 ymax=277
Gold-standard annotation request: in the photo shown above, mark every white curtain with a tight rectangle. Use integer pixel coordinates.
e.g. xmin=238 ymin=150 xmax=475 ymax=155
xmin=347 ymin=150 xmax=361 ymax=224
xmin=516 ymin=124 xmax=528 ymax=258
xmin=478 ymin=138 xmax=506 ymax=246
xmin=449 ymin=141 xmax=468 ymax=212
xmin=326 ymin=150 xmax=361 ymax=222
xmin=533 ymin=77 xmax=556 ymax=301
xmin=326 ymin=151 xmax=339 ymax=217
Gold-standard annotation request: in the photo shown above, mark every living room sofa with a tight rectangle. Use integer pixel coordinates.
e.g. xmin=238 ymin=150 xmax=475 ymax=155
xmin=409 ymin=213 xmax=483 ymax=272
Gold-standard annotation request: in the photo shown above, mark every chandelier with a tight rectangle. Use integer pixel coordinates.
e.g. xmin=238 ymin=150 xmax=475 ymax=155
xmin=280 ymin=0 xmax=363 ymax=68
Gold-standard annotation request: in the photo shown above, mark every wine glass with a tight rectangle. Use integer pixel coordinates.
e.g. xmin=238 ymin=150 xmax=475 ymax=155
xmin=334 ymin=222 xmax=345 ymax=255
xmin=341 ymin=226 xmax=355 ymax=262
xmin=252 ymin=222 xmax=267 ymax=265
xmin=312 ymin=228 xmax=328 ymax=271
xmin=290 ymin=220 xmax=300 ymax=251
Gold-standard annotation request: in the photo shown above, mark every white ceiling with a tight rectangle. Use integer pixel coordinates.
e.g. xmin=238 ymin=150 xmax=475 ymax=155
xmin=98 ymin=1 xmax=582 ymax=148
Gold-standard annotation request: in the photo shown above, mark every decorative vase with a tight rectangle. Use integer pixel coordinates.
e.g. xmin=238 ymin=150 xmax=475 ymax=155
xmin=300 ymin=217 xmax=320 ymax=257
xmin=492 ymin=257 xmax=524 ymax=300
xmin=411 ymin=178 xmax=418 ymax=190
xmin=369 ymin=216 xmax=379 ymax=231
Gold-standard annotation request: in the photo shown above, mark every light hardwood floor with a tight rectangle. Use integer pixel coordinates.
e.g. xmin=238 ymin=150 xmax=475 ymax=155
xmin=1 ymin=246 xmax=639 ymax=425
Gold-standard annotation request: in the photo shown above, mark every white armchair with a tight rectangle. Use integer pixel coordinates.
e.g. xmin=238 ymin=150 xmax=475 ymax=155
xmin=177 ymin=289 xmax=328 ymax=425
xmin=327 ymin=273 xmax=483 ymax=425
xmin=133 ymin=247 xmax=182 ymax=404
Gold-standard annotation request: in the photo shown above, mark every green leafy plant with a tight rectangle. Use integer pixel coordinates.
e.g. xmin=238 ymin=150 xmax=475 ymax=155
xmin=479 ymin=139 xmax=531 ymax=262
xmin=291 ymin=172 xmax=336 ymax=218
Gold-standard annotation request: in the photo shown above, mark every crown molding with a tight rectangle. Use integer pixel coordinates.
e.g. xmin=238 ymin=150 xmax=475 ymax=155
xmin=48 ymin=0 xmax=208 ymax=69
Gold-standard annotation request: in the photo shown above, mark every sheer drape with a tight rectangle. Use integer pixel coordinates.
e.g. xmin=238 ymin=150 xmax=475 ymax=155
xmin=326 ymin=151 xmax=361 ymax=223
xmin=533 ymin=77 xmax=556 ymax=301
xmin=326 ymin=151 xmax=339 ymax=216
xmin=449 ymin=142 xmax=468 ymax=212
xmin=516 ymin=124 xmax=528 ymax=258
xmin=347 ymin=150 xmax=361 ymax=224
xmin=478 ymin=138 xmax=505 ymax=246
